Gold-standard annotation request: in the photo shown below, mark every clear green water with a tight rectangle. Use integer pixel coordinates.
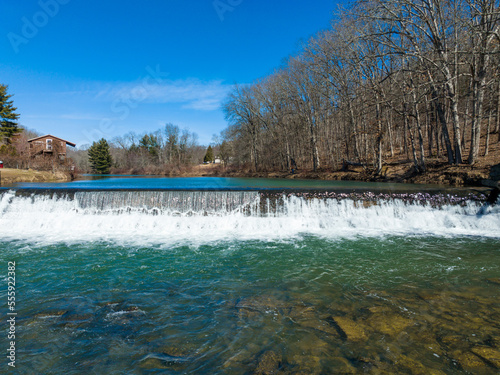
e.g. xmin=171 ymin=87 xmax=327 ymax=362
xmin=0 ymin=181 xmax=499 ymax=373
xmin=2 ymin=236 xmax=499 ymax=374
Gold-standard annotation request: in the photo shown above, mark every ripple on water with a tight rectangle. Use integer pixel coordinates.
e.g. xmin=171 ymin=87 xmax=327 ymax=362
xmin=3 ymin=235 xmax=500 ymax=373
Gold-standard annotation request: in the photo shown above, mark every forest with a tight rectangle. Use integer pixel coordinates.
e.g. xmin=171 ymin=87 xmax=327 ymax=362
xmin=69 ymin=123 xmax=208 ymax=175
xmin=221 ymin=0 xmax=500 ymax=175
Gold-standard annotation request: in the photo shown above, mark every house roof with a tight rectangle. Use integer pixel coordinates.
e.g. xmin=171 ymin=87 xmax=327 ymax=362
xmin=27 ymin=134 xmax=76 ymax=147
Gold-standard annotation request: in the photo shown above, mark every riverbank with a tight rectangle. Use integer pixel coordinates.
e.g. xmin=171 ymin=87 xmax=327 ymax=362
xmin=187 ymin=160 xmax=498 ymax=188
xmin=106 ymin=141 xmax=500 ymax=187
xmin=108 ymin=161 xmax=497 ymax=187
xmin=0 ymin=168 xmax=72 ymax=186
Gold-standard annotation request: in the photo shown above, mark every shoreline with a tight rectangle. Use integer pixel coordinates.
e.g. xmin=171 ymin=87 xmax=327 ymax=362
xmin=112 ymin=160 xmax=498 ymax=188
xmin=0 ymin=168 xmax=72 ymax=186
xmin=2 ymin=160 xmax=498 ymax=190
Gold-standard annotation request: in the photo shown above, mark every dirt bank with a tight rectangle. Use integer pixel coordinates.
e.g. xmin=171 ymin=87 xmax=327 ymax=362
xmin=0 ymin=168 xmax=72 ymax=186
xmin=191 ymin=140 xmax=500 ymax=188
xmin=191 ymin=160 xmax=498 ymax=188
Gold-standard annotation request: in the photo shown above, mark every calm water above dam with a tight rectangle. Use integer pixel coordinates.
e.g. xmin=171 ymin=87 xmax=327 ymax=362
xmin=4 ymin=174 xmax=467 ymax=192
xmin=0 ymin=178 xmax=499 ymax=374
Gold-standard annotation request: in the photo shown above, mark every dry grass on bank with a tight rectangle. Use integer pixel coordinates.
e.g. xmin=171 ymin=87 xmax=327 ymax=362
xmin=0 ymin=168 xmax=71 ymax=186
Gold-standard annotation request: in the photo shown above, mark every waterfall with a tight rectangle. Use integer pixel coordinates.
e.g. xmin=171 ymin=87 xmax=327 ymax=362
xmin=75 ymin=190 xmax=261 ymax=215
xmin=0 ymin=189 xmax=499 ymax=245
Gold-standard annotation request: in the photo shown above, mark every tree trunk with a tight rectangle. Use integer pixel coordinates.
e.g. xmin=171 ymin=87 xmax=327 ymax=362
xmin=405 ymin=107 xmax=420 ymax=172
xmin=414 ymin=100 xmax=426 ymax=171
xmin=485 ymin=108 xmax=492 ymax=156
xmin=285 ymin=138 xmax=291 ymax=171
xmin=387 ymin=110 xmax=395 ymax=157
xmin=348 ymin=101 xmax=361 ymax=163
xmin=308 ymin=116 xmax=320 ymax=171
xmin=375 ymin=99 xmax=383 ymax=174
xmin=463 ymin=94 xmax=470 ymax=153
xmin=435 ymin=111 xmax=441 ymax=157
xmin=497 ymin=80 xmax=500 ymax=141
xmin=425 ymin=96 xmax=433 ymax=157
xmin=445 ymin=80 xmax=463 ymax=164
xmin=468 ymin=52 xmax=489 ymax=164
xmin=432 ymin=89 xmax=454 ymax=163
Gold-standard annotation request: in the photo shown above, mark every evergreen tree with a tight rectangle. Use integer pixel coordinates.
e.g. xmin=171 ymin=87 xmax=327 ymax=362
xmin=88 ymin=138 xmax=113 ymax=174
xmin=139 ymin=134 xmax=160 ymax=161
xmin=204 ymin=145 xmax=214 ymax=163
xmin=0 ymin=84 xmax=20 ymax=142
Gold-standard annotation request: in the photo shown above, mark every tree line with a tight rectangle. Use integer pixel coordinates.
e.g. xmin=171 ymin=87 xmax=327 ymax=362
xmin=222 ymin=0 xmax=500 ymax=173
xmin=0 ymin=82 xmax=211 ymax=174
xmin=70 ymin=123 xmax=208 ymax=174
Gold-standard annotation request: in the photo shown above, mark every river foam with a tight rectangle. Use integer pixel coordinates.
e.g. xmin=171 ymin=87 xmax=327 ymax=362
xmin=0 ymin=190 xmax=499 ymax=246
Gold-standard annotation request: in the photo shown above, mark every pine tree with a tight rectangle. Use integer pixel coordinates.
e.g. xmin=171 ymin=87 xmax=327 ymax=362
xmin=204 ymin=145 xmax=214 ymax=163
xmin=0 ymin=84 xmax=20 ymax=142
xmin=88 ymin=138 xmax=113 ymax=174
xmin=139 ymin=134 xmax=160 ymax=161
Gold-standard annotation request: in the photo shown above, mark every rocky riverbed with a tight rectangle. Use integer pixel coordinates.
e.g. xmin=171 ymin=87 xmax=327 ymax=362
xmin=20 ymin=277 xmax=500 ymax=374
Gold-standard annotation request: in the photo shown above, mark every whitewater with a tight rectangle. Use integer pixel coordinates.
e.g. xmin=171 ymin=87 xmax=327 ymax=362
xmin=1 ymin=189 xmax=498 ymax=246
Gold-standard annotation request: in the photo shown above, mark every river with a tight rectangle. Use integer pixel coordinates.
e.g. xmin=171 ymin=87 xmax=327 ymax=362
xmin=0 ymin=176 xmax=499 ymax=373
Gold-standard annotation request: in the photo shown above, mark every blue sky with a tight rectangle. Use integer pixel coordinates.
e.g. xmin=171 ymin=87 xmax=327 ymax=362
xmin=1 ymin=0 xmax=338 ymax=147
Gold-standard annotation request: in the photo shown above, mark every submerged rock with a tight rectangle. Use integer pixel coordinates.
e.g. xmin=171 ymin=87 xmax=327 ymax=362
xmin=328 ymin=316 xmax=367 ymax=341
xmin=416 ymin=291 xmax=445 ymax=301
xmin=59 ymin=312 xmax=94 ymax=327
xmin=486 ymin=278 xmax=500 ymax=286
xmin=286 ymin=332 xmax=332 ymax=363
xmin=440 ymin=334 xmax=465 ymax=348
xmin=288 ymin=354 xmax=322 ymax=374
xmin=27 ymin=310 xmax=69 ymax=325
xmin=222 ymin=349 xmax=254 ymax=369
xmin=235 ymin=295 xmax=299 ymax=324
xmin=237 ymin=308 xmax=261 ymax=321
xmin=236 ymin=295 xmax=291 ymax=315
xmin=367 ymin=305 xmax=393 ymax=314
xmin=254 ymin=351 xmax=282 ymax=375
xmin=452 ymin=350 xmax=490 ymax=372
xmin=328 ymin=357 xmax=357 ymax=374
xmin=98 ymin=302 xmax=146 ymax=323
xmin=393 ymin=354 xmax=446 ymax=375
xmin=297 ymin=319 xmax=341 ymax=337
xmin=367 ymin=313 xmax=413 ymax=337
xmin=139 ymin=358 xmax=173 ymax=370
xmin=470 ymin=346 xmax=500 ymax=369
xmin=415 ymin=331 xmax=445 ymax=358
xmin=33 ymin=310 xmax=68 ymax=319
xmin=143 ymin=352 xmax=190 ymax=363
xmin=286 ymin=304 xmax=317 ymax=321
xmin=139 ymin=352 xmax=191 ymax=370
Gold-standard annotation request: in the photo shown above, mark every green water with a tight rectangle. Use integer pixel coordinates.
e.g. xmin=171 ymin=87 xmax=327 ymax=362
xmin=2 ymin=236 xmax=499 ymax=374
xmin=1 ymin=183 xmax=498 ymax=373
